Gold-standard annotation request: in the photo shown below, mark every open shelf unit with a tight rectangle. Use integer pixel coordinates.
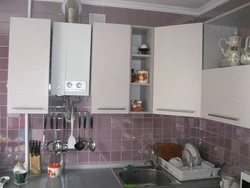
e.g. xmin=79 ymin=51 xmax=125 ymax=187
xmin=203 ymin=2 xmax=250 ymax=70
xmin=130 ymin=26 xmax=154 ymax=113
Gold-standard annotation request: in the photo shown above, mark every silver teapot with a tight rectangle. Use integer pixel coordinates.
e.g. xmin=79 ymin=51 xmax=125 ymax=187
xmin=241 ymin=36 xmax=250 ymax=65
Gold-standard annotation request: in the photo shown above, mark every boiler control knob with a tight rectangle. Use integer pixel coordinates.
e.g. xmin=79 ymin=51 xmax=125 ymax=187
xmin=66 ymin=82 xmax=72 ymax=88
xmin=76 ymin=82 xmax=82 ymax=88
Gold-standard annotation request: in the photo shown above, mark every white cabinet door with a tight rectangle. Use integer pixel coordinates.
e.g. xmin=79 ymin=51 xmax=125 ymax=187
xmin=8 ymin=17 xmax=51 ymax=114
xmin=153 ymin=23 xmax=202 ymax=117
xmin=91 ymin=23 xmax=131 ymax=114
xmin=201 ymin=66 xmax=250 ymax=128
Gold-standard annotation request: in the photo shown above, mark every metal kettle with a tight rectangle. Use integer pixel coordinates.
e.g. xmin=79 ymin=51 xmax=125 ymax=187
xmin=241 ymin=36 xmax=250 ymax=65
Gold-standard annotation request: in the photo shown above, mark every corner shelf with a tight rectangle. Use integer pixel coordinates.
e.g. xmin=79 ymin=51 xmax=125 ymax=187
xmin=131 ymin=83 xmax=150 ymax=86
xmin=130 ymin=26 xmax=154 ymax=114
xmin=132 ymin=54 xmax=151 ymax=58
xmin=203 ymin=2 xmax=250 ymax=70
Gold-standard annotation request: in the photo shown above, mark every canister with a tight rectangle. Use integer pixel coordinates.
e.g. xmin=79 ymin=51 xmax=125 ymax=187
xmin=137 ymin=70 xmax=149 ymax=83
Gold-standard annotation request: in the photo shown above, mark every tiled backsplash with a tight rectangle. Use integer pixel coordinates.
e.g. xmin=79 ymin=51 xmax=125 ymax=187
xmin=191 ymin=119 xmax=250 ymax=177
xmin=0 ymin=0 xmax=250 ymax=177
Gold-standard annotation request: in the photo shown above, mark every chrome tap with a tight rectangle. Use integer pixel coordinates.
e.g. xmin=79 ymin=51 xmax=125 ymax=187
xmin=144 ymin=144 xmax=160 ymax=169
xmin=152 ymin=144 xmax=160 ymax=169
xmin=144 ymin=160 xmax=157 ymax=169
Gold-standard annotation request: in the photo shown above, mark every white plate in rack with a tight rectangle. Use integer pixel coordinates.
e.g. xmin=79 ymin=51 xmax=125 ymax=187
xmin=184 ymin=143 xmax=201 ymax=166
xmin=182 ymin=149 xmax=192 ymax=168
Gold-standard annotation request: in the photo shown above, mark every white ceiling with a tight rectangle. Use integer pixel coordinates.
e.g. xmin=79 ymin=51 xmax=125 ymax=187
xmin=36 ymin=0 xmax=230 ymax=15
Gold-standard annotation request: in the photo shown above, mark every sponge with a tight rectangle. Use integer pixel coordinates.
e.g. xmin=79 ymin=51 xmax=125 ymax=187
xmin=124 ymin=184 xmax=136 ymax=188
xmin=123 ymin=164 xmax=134 ymax=171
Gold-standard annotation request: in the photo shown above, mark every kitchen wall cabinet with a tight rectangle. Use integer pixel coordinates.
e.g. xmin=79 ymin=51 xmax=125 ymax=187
xmin=201 ymin=66 xmax=250 ymax=128
xmin=7 ymin=17 xmax=51 ymax=114
xmin=130 ymin=26 xmax=154 ymax=114
xmin=91 ymin=23 xmax=131 ymax=114
xmin=51 ymin=22 xmax=91 ymax=96
xmin=201 ymin=3 xmax=250 ymax=128
xmin=153 ymin=23 xmax=203 ymax=117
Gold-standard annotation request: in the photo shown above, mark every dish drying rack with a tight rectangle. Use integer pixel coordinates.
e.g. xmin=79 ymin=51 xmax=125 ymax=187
xmin=159 ymin=157 xmax=220 ymax=181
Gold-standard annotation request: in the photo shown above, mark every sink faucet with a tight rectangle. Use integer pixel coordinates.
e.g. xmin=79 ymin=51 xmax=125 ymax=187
xmin=144 ymin=144 xmax=160 ymax=169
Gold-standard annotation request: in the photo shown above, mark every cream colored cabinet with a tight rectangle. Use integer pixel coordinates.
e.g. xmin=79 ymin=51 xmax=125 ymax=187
xmin=91 ymin=23 xmax=131 ymax=114
xmin=8 ymin=17 xmax=51 ymax=114
xmin=202 ymin=65 xmax=250 ymax=128
xmin=153 ymin=23 xmax=203 ymax=117
xmin=201 ymin=3 xmax=250 ymax=128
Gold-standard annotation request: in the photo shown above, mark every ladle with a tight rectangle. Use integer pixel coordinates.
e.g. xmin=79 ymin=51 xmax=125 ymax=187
xmin=88 ymin=116 xmax=96 ymax=152
xmin=81 ymin=115 xmax=88 ymax=150
xmin=74 ymin=115 xmax=84 ymax=151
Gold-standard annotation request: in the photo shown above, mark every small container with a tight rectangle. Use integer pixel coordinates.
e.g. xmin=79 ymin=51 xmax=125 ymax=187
xmin=47 ymin=163 xmax=61 ymax=178
xmin=13 ymin=162 xmax=25 ymax=172
xmin=14 ymin=170 xmax=27 ymax=184
xmin=137 ymin=70 xmax=149 ymax=83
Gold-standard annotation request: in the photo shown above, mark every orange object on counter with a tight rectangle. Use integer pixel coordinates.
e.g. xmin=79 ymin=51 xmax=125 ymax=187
xmin=157 ymin=143 xmax=183 ymax=161
xmin=48 ymin=163 xmax=61 ymax=168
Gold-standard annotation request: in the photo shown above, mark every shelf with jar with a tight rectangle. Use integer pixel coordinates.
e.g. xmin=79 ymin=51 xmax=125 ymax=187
xmin=130 ymin=26 xmax=154 ymax=113
xmin=203 ymin=3 xmax=250 ymax=70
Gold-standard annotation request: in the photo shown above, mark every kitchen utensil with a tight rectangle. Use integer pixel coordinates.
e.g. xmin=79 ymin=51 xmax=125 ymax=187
xmin=184 ymin=143 xmax=201 ymax=166
xmin=74 ymin=115 xmax=85 ymax=151
xmin=55 ymin=115 xmax=58 ymax=140
xmin=42 ymin=114 xmax=47 ymax=149
xmin=62 ymin=116 xmax=68 ymax=153
xmin=241 ymin=36 xmax=250 ymax=65
xmin=68 ymin=114 xmax=76 ymax=149
xmin=88 ymin=116 xmax=96 ymax=152
xmin=81 ymin=115 xmax=88 ymax=150
xmin=50 ymin=114 xmax=54 ymax=140
xmin=34 ymin=140 xmax=39 ymax=156
xmin=0 ymin=176 xmax=9 ymax=188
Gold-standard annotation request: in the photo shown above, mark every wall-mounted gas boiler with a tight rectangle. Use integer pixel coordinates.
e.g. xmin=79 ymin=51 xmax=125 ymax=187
xmin=51 ymin=22 xmax=91 ymax=96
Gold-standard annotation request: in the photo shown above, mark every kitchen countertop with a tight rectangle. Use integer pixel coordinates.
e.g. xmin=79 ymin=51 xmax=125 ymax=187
xmin=0 ymin=163 xmax=221 ymax=188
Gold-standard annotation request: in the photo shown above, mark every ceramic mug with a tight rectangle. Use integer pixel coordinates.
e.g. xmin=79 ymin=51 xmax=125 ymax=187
xmin=14 ymin=170 xmax=27 ymax=184
xmin=220 ymin=176 xmax=234 ymax=188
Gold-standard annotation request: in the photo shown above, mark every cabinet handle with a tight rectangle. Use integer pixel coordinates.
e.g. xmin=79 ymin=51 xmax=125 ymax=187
xmin=208 ymin=113 xmax=239 ymax=121
xmin=97 ymin=108 xmax=126 ymax=110
xmin=12 ymin=107 xmax=43 ymax=110
xmin=156 ymin=108 xmax=195 ymax=113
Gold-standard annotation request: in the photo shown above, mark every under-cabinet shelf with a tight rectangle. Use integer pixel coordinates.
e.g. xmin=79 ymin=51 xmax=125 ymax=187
xmin=131 ymin=83 xmax=150 ymax=86
xmin=132 ymin=54 xmax=151 ymax=58
xmin=130 ymin=111 xmax=151 ymax=114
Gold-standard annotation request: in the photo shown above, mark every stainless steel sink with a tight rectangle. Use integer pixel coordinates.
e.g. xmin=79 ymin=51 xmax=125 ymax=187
xmin=112 ymin=166 xmax=181 ymax=187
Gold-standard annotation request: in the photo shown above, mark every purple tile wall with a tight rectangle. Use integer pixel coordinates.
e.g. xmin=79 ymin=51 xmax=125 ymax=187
xmin=0 ymin=0 xmax=249 ymax=177
xmin=191 ymin=119 xmax=250 ymax=177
